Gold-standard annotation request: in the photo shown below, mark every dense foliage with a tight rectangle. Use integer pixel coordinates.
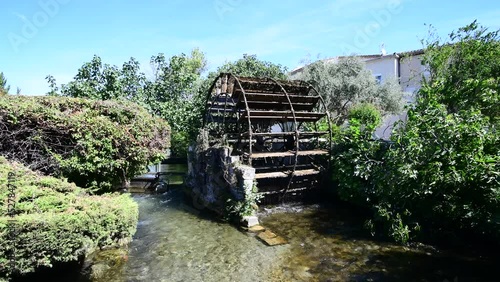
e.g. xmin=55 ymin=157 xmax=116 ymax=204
xmin=47 ymin=49 xmax=204 ymax=158
xmin=376 ymin=22 xmax=500 ymax=242
xmin=48 ymin=53 xmax=288 ymax=157
xmin=378 ymin=87 xmax=499 ymax=243
xmin=332 ymin=104 xmax=385 ymax=207
xmin=0 ymin=96 xmax=170 ymax=192
xmin=199 ymin=54 xmax=288 ymax=94
xmin=215 ymin=54 xmax=288 ymax=80
xmin=0 ymin=157 xmax=138 ymax=277
xmin=296 ymin=56 xmax=404 ymax=125
xmin=332 ymin=22 xmax=500 ymax=244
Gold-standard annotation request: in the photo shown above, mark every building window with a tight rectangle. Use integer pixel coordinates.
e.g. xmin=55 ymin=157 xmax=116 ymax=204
xmin=374 ymin=74 xmax=382 ymax=84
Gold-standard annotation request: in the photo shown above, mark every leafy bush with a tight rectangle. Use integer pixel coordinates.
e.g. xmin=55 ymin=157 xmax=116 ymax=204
xmin=348 ymin=103 xmax=383 ymax=131
xmin=332 ymin=22 xmax=500 ymax=244
xmin=0 ymin=157 xmax=138 ymax=277
xmin=0 ymin=96 xmax=170 ymax=192
xmin=332 ymin=104 xmax=385 ymax=207
xmin=377 ymin=83 xmax=499 ymax=242
xmin=373 ymin=22 xmax=500 ymax=243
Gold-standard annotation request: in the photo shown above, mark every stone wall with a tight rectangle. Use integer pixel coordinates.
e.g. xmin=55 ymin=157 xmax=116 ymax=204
xmin=186 ymin=136 xmax=259 ymax=227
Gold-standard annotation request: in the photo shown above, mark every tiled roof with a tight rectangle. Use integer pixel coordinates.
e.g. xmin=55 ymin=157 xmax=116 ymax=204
xmin=397 ymin=48 xmax=425 ymax=57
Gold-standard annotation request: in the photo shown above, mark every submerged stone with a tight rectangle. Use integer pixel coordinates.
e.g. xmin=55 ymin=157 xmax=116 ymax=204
xmin=248 ymin=225 xmax=266 ymax=233
xmin=242 ymin=215 xmax=260 ymax=227
xmin=257 ymin=230 xmax=288 ymax=246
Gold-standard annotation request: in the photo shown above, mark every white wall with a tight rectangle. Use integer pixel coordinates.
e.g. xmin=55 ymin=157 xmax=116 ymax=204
xmin=364 ymin=55 xmax=399 ymax=83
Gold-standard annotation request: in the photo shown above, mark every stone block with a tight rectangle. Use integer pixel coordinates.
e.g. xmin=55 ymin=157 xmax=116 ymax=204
xmin=235 ymin=165 xmax=255 ymax=180
xmin=241 ymin=215 xmax=259 ymax=227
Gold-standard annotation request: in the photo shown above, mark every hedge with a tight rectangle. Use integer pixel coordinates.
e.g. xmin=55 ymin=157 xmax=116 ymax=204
xmin=0 ymin=96 xmax=170 ymax=193
xmin=0 ymin=157 xmax=138 ymax=278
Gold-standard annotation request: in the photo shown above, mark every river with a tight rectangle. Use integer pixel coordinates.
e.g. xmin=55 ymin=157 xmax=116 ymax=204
xmin=88 ymin=189 xmax=498 ymax=282
xmin=20 ymin=163 xmax=498 ymax=281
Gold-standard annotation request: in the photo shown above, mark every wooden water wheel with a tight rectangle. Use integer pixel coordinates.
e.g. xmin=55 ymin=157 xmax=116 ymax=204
xmin=203 ymin=73 xmax=332 ymax=202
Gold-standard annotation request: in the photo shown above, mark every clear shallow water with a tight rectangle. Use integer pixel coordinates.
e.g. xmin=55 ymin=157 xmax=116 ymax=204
xmin=91 ymin=193 xmax=499 ymax=282
xmin=93 ymin=192 xmax=288 ymax=282
xmin=260 ymin=205 xmax=500 ymax=281
xmin=87 ymin=164 xmax=500 ymax=282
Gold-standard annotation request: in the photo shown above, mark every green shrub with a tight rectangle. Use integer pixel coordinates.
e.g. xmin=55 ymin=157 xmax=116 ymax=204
xmin=0 ymin=96 xmax=170 ymax=192
xmin=332 ymin=22 xmax=500 ymax=244
xmin=377 ymin=86 xmax=499 ymax=242
xmin=0 ymin=157 xmax=138 ymax=277
xmin=331 ymin=104 xmax=384 ymax=206
xmin=347 ymin=103 xmax=382 ymax=131
xmin=369 ymin=22 xmax=500 ymax=243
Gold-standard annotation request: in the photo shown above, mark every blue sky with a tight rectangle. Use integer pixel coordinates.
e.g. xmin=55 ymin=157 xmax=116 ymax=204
xmin=1 ymin=0 xmax=499 ymax=95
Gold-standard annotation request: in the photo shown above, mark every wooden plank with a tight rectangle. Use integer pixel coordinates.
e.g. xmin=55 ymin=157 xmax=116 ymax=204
xmin=239 ymin=111 xmax=325 ymax=123
xmin=243 ymin=110 xmax=325 ymax=118
xmin=226 ymin=137 xmax=327 ymax=144
xmin=254 ymin=171 xmax=288 ymax=179
xmin=236 ymin=101 xmax=315 ymax=111
xmin=254 ymin=169 xmax=320 ymax=179
xmin=294 ymin=169 xmax=321 ymax=176
xmin=208 ymin=101 xmax=237 ymax=107
xmin=236 ymin=90 xmax=304 ymax=96
xmin=250 ymin=150 xmax=328 ymax=159
xmin=254 ymin=163 xmax=313 ymax=171
xmin=246 ymin=131 xmax=329 ymax=137
xmin=256 ymin=229 xmax=288 ymax=246
xmin=235 ymin=93 xmax=320 ymax=104
xmin=242 ymin=116 xmax=322 ymax=122
xmin=234 ymin=79 xmax=309 ymax=96
xmin=207 ymin=107 xmax=240 ymax=113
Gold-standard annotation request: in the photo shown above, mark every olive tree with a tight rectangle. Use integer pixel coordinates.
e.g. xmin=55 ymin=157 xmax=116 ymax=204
xmin=296 ymin=56 xmax=404 ymax=125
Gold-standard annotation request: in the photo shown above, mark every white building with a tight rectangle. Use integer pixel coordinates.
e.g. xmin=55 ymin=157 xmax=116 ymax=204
xmin=290 ymin=49 xmax=428 ymax=139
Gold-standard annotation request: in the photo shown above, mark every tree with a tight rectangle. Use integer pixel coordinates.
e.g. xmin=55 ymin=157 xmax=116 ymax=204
xmin=216 ymin=54 xmax=288 ymax=79
xmin=375 ymin=22 xmax=499 ymax=243
xmin=50 ymin=55 xmax=149 ymax=105
xmin=422 ymin=20 xmax=500 ymax=120
xmin=146 ymin=49 xmax=206 ymax=157
xmin=47 ymin=48 xmax=207 ymax=158
xmin=0 ymin=72 xmax=10 ymax=96
xmin=296 ymin=56 xmax=404 ymax=125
